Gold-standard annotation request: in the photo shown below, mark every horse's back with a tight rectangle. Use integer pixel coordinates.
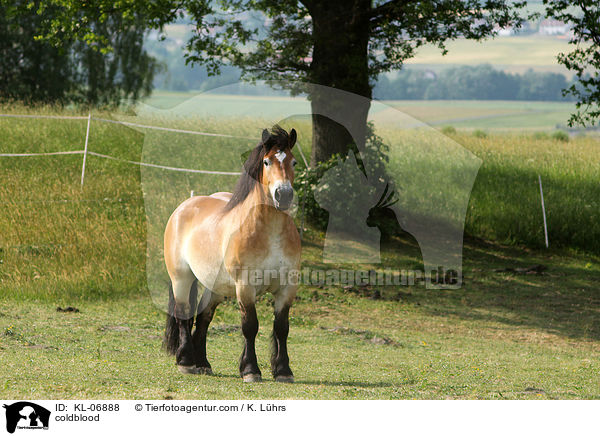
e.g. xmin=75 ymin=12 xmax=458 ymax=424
xmin=209 ymin=192 xmax=232 ymax=202
xmin=166 ymin=194 xmax=229 ymax=237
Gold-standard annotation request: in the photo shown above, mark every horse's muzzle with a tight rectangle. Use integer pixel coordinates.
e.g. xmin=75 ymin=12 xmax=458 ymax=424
xmin=274 ymin=186 xmax=294 ymax=210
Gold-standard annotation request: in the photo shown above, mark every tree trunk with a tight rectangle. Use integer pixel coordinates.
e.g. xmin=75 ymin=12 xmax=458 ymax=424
xmin=308 ymin=0 xmax=372 ymax=166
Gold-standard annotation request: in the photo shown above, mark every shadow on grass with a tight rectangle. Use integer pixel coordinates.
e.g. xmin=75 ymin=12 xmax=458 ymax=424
xmin=302 ymin=220 xmax=600 ymax=343
xmin=417 ymin=237 xmax=600 ymax=342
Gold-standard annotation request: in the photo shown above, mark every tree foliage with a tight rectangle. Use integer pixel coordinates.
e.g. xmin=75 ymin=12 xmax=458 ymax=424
xmin=0 ymin=2 xmax=73 ymax=103
xmin=31 ymin=0 xmax=531 ymax=95
xmin=544 ymin=0 xmax=600 ymax=126
xmin=158 ymin=1 xmax=529 ymax=89
xmin=0 ymin=0 xmax=159 ymax=106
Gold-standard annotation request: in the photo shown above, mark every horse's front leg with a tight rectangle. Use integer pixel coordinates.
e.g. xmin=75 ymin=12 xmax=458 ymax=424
xmin=237 ymin=283 xmax=261 ymax=382
xmin=271 ymin=285 xmax=297 ymax=383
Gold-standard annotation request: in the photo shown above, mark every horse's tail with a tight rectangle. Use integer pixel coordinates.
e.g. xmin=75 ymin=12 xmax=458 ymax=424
xmin=163 ymin=280 xmax=198 ymax=355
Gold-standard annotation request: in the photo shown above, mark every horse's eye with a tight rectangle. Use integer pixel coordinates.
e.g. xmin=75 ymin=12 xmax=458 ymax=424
xmin=263 ymin=159 xmax=271 ymax=167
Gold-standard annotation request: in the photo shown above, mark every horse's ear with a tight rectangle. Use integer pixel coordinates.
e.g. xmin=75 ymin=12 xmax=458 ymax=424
xmin=262 ymin=129 xmax=270 ymax=147
xmin=289 ymin=128 xmax=297 ymax=148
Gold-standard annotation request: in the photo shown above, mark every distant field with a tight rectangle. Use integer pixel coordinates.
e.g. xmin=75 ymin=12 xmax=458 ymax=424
xmin=404 ymin=35 xmax=573 ymax=76
xmin=142 ymin=90 xmax=311 ymax=114
xmin=378 ymin=100 xmax=580 ymax=131
xmin=144 ymin=91 xmax=581 ymax=132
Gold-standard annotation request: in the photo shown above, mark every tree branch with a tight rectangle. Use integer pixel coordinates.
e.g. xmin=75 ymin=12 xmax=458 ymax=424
xmin=299 ymin=0 xmax=316 ymax=16
xmin=579 ymin=3 xmax=600 ymax=46
xmin=370 ymin=0 xmax=409 ymax=23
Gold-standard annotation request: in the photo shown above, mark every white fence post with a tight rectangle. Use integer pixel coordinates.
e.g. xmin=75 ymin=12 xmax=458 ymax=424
xmin=81 ymin=112 xmax=91 ymax=187
xmin=538 ymin=175 xmax=549 ymax=248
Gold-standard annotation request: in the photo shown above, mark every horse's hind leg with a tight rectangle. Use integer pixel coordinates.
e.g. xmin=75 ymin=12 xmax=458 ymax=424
xmin=236 ymin=283 xmax=261 ymax=382
xmin=271 ymin=288 xmax=296 ymax=383
xmin=171 ymin=275 xmax=199 ymax=374
xmin=192 ymin=289 xmax=224 ymax=375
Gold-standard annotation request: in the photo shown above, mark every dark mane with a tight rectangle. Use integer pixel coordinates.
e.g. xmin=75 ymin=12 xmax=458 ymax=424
xmin=222 ymin=144 xmax=265 ymax=212
xmin=223 ymin=125 xmax=291 ymax=212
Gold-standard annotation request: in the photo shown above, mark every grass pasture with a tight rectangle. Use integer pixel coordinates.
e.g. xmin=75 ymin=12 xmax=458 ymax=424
xmin=0 ymin=103 xmax=599 ymax=399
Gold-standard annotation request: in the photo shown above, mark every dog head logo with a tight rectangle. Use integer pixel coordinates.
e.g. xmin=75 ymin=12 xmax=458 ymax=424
xmin=3 ymin=402 xmax=50 ymax=433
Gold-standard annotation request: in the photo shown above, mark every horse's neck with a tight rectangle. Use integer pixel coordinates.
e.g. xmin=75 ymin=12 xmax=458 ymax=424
xmin=228 ymin=186 xmax=286 ymax=235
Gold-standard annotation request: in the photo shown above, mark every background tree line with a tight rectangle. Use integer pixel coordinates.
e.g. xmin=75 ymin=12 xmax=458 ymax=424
xmin=0 ymin=0 xmax=158 ymax=107
xmin=373 ymin=64 xmax=578 ymax=101
xmin=149 ymin=60 xmax=579 ymax=103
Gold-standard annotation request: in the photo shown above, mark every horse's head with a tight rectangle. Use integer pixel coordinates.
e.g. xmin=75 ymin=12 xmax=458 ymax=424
xmin=260 ymin=126 xmax=297 ymax=211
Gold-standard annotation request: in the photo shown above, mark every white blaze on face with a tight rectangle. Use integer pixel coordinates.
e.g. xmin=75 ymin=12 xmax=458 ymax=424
xmin=274 ymin=150 xmax=286 ymax=163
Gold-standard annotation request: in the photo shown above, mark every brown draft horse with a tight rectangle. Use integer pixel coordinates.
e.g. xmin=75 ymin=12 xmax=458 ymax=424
xmin=163 ymin=126 xmax=301 ymax=382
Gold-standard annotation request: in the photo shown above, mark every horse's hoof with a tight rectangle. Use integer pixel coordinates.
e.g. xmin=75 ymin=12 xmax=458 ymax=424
xmin=242 ymin=373 xmax=262 ymax=383
xmin=197 ymin=366 xmax=213 ymax=375
xmin=275 ymin=375 xmax=294 ymax=383
xmin=177 ymin=365 xmax=200 ymax=375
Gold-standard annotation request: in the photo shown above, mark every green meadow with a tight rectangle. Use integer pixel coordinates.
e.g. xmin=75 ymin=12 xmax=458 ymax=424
xmin=0 ymin=103 xmax=598 ymax=399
